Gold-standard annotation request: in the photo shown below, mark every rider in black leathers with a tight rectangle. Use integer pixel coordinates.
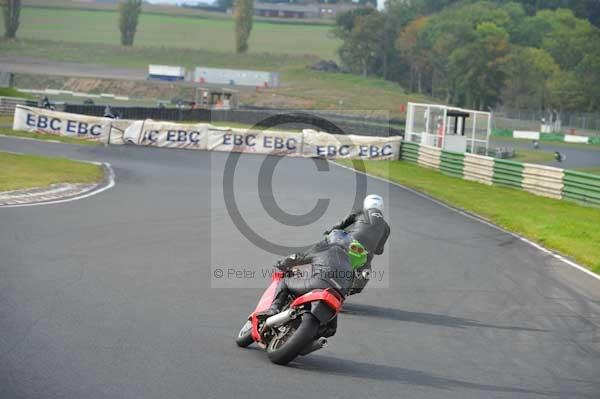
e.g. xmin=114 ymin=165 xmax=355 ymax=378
xmin=326 ymin=194 xmax=390 ymax=294
xmin=262 ymin=195 xmax=389 ymax=336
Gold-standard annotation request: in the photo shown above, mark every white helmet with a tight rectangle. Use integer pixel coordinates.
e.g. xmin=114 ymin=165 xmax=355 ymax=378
xmin=363 ymin=194 xmax=384 ymax=212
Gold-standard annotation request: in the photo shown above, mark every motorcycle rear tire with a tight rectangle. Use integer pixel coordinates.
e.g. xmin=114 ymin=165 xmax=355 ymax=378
xmin=267 ymin=313 xmax=319 ymax=365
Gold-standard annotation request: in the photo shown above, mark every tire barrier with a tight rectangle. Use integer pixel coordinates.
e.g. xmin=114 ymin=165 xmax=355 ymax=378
xmin=64 ymin=105 xmax=403 ymax=138
xmin=493 ymin=159 xmax=523 ymax=189
xmin=417 ymin=144 xmax=441 ymax=170
xmin=522 ymin=164 xmax=564 ymax=200
xmin=563 ymin=171 xmax=600 ymax=206
xmin=400 ymin=141 xmax=600 ymax=206
xmin=463 ymin=153 xmax=494 ymax=185
xmin=440 ymin=150 xmax=464 ymax=178
xmin=12 ymin=105 xmax=401 ymax=160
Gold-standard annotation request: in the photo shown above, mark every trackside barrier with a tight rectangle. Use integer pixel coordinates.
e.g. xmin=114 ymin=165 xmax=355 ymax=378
xmin=522 ymin=164 xmax=564 ymax=199
xmin=417 ymin=144 xmax=441 ymax=170
xmin=463 ymin=153 xmax=494 ymax=185
xmin=0 ymin=96 xmax=37 ymax=115
xmin=493 ymin=159 xmax=523 ymax=189
xmin=400 ymin=142 xmax=419 ymax=163
xmin=562 ymin=171 xmax=600 ymax=206
xmin=440 ymin=151 xmax=464 ymax=178
xmin=399 ymin=141 xmax=600 ymax=207
xmin=11 ymin=106 xmax=401 ymax=160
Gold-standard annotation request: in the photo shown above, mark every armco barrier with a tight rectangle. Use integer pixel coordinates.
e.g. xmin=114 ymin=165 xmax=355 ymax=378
xmin=493 ymin=159 xmax=523 ymax=189
xmin=563 ymin=171 xmax=600 ymax=206
xmin=440 ymin=151 xmax=464 ymax=178
xmin=0 ymin=96 xmax=37 ymax=115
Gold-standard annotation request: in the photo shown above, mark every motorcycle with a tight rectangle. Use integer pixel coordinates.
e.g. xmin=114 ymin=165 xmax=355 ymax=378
xmin=235 ymin=267 xmax=343 ymax=365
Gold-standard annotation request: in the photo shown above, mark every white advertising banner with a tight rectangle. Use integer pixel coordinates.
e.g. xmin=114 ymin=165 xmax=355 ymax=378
xmin=564 ymin=134 xmax=589 ymax=144
xmin=301 ymin=130 xmax=401 ymax=160
xmin=123 ymin=120 xmax=209 ymax=150
xmin=207 ymin=127 xmax=303 ymax=156
xmin=107 ymin=119 xmax=136 ymax=145
xmin=13 ymin=105 xmax=111 ymax=143
xmin=514 ymin=130 xmax=540 ymax=140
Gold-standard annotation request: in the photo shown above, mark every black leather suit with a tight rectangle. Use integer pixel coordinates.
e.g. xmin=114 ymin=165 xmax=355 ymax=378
xmin=329 ymin=208 xmax=390 ymax=293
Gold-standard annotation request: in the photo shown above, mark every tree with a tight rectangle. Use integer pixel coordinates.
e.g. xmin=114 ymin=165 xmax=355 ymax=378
xmin=548 ymin=70 xmax=587 ymax=111
xmin=118 ymin=0 xmax=142 ymax=47
xmin=234 ymin=0 xmax=254 ymax=53
xmin=575 ymin=53 xmax=600 ymax=110
xmin=449 ymin=22 xmax=511 ymax=109
xmin=395 ymin=16 xmax=429 ymax=93
xmin=2 ymin=0 xmax=21 ymax=39
xmin=501 ymin=46 xmax=558 ymax=109
xmin=337 ymin=12 xmax=385 ymax=77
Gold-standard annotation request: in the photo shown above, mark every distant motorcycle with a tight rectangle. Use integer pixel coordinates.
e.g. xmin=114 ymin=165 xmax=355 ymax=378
xmin=236 ymin=267 xmax=343 ymax=365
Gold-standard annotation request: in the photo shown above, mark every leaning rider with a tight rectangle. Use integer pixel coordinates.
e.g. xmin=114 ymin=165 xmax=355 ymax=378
xmin=325 ymin=194 xmax=390 ymax=294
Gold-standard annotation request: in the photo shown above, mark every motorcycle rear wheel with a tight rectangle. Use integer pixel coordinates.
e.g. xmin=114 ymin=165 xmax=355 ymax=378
xmin=236 ymin=320 xmax=254 ymax=348
xmin=267 ymin=313 xmax=319 ymax=365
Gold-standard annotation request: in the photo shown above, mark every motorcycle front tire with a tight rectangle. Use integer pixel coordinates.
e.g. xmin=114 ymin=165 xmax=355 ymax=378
xmin=236 ymin=320 xmax=254 ymax=348
xmin=267 ymin=313 xmax=319 ymax=365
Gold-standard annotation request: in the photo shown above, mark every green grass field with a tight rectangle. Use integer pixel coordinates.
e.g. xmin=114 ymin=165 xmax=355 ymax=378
xmin=0 ymin=151 xmax=103 ymax=192
xmin=338 ymin=159 xmax=600 ymax=274
xmin=1 ymin=7 xmax=338 ymax=58
xmin=0 ymin=88 xmax=34 ymax=99
xmin=0 ymin=6 xmax=434 ymax=116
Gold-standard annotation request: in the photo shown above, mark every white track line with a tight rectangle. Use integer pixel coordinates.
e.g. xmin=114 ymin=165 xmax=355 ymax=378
xmin=330 ymin=161 xmax=600 ymax=282
xmin=0 ymin=162 xmax=115 ymax=208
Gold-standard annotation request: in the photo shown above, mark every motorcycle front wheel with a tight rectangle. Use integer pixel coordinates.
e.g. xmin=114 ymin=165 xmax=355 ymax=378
xmin=235 ymin=320 xmax=254 ymax=348
xmin=267 ymin=313 xmax=319 ymax=365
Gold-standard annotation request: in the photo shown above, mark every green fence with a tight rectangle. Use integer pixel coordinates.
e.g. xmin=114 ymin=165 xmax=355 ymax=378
xmin=562 ymin=171 xmax=600 ymax=206
xmin=493 ymin=159 xmax=523 ymax=189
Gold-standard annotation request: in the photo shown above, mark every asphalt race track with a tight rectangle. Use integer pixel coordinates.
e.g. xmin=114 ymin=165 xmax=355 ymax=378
xmin=1 ymin=136 xmax=599 ymax=399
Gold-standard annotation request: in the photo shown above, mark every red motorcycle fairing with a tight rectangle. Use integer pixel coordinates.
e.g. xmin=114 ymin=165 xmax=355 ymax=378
xmin=250 ymin=271 xmax=284 ymax=342
xmin=291 ymin=288 xmax=343 ymax=313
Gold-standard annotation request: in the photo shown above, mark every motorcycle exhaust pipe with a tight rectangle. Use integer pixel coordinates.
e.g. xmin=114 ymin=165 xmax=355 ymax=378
xmin=300 ymin=337 xmax=327 ymax=356
xmin=265 ymin=309 xmax=296 ymax=328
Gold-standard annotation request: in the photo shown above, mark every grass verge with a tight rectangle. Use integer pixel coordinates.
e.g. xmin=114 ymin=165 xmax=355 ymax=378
xmin=0 ymin=88 xmax=34 ymax=99
xmin=512 ymin=149 xmax=555 ymax=164
xmin=337 ymin=159 xmax=600 ymax=274
xmin=0 ymin=151 xmax=103 ymax=192
xmin=0 ymin=128 xmax=101 ymax=145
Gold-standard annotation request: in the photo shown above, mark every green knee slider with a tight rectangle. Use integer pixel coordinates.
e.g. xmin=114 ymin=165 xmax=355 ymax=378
xmin=348 ymin=240 xmax=368 ymax=270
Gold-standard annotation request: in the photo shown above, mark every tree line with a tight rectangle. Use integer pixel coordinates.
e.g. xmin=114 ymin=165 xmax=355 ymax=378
xmin=2 ymin=0 xmax=254 ymax=54
xmin=334 ymin=0 xmax=600 ymax=112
